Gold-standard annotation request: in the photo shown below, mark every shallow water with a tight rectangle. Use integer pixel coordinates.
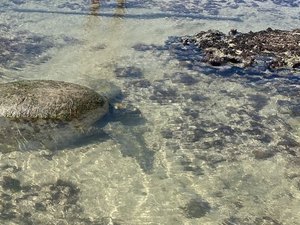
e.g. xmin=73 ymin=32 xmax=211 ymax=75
xmin=0 ymin=0 xmax=300 ymax=224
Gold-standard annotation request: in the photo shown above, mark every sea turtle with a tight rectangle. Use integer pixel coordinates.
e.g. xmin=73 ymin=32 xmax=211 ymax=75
xmin=0 ymin=79 xmax=155 ymax=173
xmin=0 ymin=80 xmax=111 ymax=153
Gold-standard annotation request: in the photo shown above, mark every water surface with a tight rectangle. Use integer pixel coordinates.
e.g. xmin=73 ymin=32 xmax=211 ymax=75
xmin=0 ymin=0 xmax=300 ymax=224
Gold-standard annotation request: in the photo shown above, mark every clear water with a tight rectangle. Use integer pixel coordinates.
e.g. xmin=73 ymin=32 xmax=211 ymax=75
xmin=0 ymin=0 xmax=300 ymax=224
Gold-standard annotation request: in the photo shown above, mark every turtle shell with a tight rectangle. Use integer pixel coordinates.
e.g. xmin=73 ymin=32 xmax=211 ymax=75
xmin=0 ymin=80 xmax=109 ymax=152
xmin=0 ymin=80 xmax=108 ymax=121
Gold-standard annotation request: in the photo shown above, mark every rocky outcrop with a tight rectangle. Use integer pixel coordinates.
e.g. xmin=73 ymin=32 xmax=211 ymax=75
xmin=181 ymin=28 xmax=300 ymax=70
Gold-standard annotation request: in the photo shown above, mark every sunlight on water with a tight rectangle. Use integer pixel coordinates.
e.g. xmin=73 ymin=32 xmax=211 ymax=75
xmin=0 ymin=0 xmax=300 ymax=224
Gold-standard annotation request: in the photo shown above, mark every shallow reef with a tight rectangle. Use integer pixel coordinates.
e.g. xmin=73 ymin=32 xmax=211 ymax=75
xmin=133 ymin=29 xmax=300 ymax=79
xmin=181 ymin=28 xmax=300 ymax=70
xmin=130 ymin=36 xmax=300 ymax=166
xmin=0 ymin=25 xmax=80 ymax=70
xmin=0 ymin=28 xmax=54 ymax=69
xmin=0 ymin=173 xmax=122 ymax=225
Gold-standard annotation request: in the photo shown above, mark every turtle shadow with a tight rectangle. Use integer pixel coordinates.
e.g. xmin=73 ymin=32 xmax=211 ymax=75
xmin=96 ymin=105 xmax=156 ymax=174
xmin=41 ymin=105 xmax=155 ymax=174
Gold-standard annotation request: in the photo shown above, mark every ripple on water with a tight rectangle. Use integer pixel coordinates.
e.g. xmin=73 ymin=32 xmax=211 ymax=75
xmin=0 ymin=1 xmax=300 ymax=224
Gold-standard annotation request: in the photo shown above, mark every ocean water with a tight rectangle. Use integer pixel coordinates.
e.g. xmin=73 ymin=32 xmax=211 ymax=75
xmin=0 ymin=0 xmax=300 ymax=224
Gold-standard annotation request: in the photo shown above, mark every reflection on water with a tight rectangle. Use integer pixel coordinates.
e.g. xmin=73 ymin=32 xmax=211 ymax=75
xmin=90 ymin=0 xmax=127 ymax=16
xmin=0 ymin=0 xmax=300 ymax=224
xmin=90 ymin=0 xmax=100 ymax=15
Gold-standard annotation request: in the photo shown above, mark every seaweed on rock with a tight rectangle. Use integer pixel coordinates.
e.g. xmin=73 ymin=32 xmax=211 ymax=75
xmin=141 ymin=28 xmax=300 ymax=80
xmin=198 ymin=29 xmax=297 ymax=67
xmin=180 ymin=28 xmax=300 ymax=73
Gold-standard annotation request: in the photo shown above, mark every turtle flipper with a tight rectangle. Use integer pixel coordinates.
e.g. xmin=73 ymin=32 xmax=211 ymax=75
xmin=0 ymin=117 xmax=109 ymax=152
xmin=104 ymin=121 xmax=155 ymax=174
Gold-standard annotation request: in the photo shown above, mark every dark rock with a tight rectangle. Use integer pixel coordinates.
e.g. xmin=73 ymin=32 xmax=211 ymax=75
xmin=2 ymin=176 xmax=22 ymax=192
xmin=0 ymin=165 xmax=21 ymax=173
xmin=248 ymin=94 xmax=269 ymax=111
xmin=202 ymin=139 xmax=225 ymax=150
xmin=49 ymin=179 xmax=80 ymax=208
xmin=34 ymin=203 xmax=47 ymax=212
xmin=114 ymin=66 xmax=143 ymax=78
xmin=191 ymin=128 xmax=209 ymax=141
xmin=125 ymin=79 xmax=151 ymax=88
xmin=245 ymin=127 xmax=265 ymax=136
xmin=222 ymin=216 xmax=243 ymax=225
xmin=254 ymin=216 xmax=283 ymax=225
xmin=171 ymin=72 xmax=198 ymax=85
xmin=253 ymin=149 xmax=276 ymax=159
xmin=278 ymin=136 xmax=300 ymax=148
xmin=183 ymin=165 xmax=204 ymax=176
xmin=291 ymin=104 xmax=300 ymax=116
xmin=132 ymin=43 xmax=156 ymax=51
xmin=276 ymin=84 xmax=300 ymax=97
xmin=165 ymin=141 xmax=180 ymax=151
xmin=256 ymin=134 xmax=273 ymax=143
xmin=150 ymin=83 xmax=178 ymax=103
xmin=185 ymin=93 xmax=209 ymax=102
xmin=0 ymin=204 xmax=16 ymax=220
xmin=277 ymin=100 xmax=293 ymax=114
xmin=161 ymin=129 xmax=173 ymax=139
xmin=223 ymin=215 xmax=283 ymax=225
xmin=217 ymin=125 xmax=236 ymax=136
xmin=183 ymin=108 xmax=199 ymax=118
xmin=1 ymin=193 xmax=12 ymax=201
xmin=181 ymin=198 xmax=211 ymax=218
xmin=11 ymin=0 xmax=25 ymax=5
